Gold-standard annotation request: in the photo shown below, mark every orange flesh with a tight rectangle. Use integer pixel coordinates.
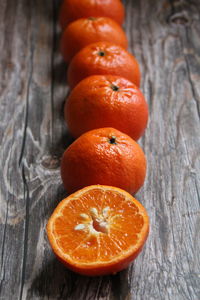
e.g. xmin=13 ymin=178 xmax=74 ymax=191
xmin=48 ymin=186 xmax=148 ymax=267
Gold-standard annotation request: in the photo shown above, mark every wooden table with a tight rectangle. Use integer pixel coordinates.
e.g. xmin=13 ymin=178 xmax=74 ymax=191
xmin=0 ymin=0 xmax=200 ymax=299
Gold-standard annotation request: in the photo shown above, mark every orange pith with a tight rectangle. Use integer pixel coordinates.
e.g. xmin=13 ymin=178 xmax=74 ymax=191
xmin=47 ymin=185 xmax=149 ymax=276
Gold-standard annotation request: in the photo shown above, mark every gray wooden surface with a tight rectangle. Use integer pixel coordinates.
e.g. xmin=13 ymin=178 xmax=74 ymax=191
xmin=0 ymin=0 xmax=200 ymax=299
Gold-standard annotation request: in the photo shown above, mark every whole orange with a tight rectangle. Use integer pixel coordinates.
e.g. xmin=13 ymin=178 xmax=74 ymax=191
xmin=59 ymin=0 xmax=125 ymax=30
xmin=60 ymin=17 xmax=128 ymax=63
xmin=61 ymin=128 xmax=147 ymax=195
xmin=65 ymin=75 xmax=148 ymax=140
xmin=67 ymin=42 xmax=141 ymax=89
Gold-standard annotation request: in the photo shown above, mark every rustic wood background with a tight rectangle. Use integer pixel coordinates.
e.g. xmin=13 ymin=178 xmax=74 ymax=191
xmin=0 ymin=0 xmax=200 ymax=299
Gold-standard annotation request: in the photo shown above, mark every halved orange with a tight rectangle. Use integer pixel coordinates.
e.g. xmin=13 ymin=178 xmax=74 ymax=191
xmin=47 ymin=185 xmax=149 ymax=276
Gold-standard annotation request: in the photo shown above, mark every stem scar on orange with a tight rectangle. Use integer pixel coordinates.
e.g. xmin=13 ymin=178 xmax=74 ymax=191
xmin=60 ymin=17 xmax=128 ymax=63
xmin=59 ymin=0 xmax=125 ymax=30
xmin=61 ymin=128 xmax=147 ymax=195
xmin=65 ymin=75 xmax=148 ymax=140
xmin=47 ymin=185 xmax=149 ymax=276
xmin=67 ymin=41 xmax=141 ymax=89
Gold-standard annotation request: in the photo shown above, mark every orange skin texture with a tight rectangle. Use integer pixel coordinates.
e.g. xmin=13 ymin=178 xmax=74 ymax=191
xmin=65 ymin=75 xmax=148 ymax=140
xmin=67 ymin=42 xmax=141 ymax=89
xmin=47 ymin=185 xmax=150 ymax=276
xmin=59 ymin=0 xmax=125 ymax=30
xmin=60 ymin=17 xmax=128 ymax=63
xmin=61 ymin=128 xmax=147 ymax=195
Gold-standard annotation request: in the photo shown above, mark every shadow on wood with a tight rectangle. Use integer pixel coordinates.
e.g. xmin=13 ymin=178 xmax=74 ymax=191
xmin=29 ymin=258 xmax=116 ymax=300
xmin=29 ymin=258 xmax=74 ymax=299
xmin=52 ymin=58 xmax=70 ymax=86
xmin=111 ymin=269 xmax=131 ymax=300
xmin=49 ymin=130 xmax=75 ymax=159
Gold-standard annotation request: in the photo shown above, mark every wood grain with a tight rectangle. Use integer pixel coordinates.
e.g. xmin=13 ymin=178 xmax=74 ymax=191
xmin=0 ymin=0 xmax=200 ymax=299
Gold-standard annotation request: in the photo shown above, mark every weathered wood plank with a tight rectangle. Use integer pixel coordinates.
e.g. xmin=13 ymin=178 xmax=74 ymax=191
xmin=0 ymin=0 xmax=200 ymax=299
xmin=125 ymin=1 xmax=200 ymax=299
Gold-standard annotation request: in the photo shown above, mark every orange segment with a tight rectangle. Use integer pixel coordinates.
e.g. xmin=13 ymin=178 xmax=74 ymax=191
xmin=47 ymin=185 xmax=149 ymax=276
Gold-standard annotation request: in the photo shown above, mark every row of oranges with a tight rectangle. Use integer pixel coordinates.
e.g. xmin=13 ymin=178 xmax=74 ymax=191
xmin=47 ymin=0 xmax=150 ymax=277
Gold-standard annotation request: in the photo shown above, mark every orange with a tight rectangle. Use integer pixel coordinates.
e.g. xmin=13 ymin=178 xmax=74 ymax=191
xmin=47 ymin=185 xmax=149 ymax=276
xmin=60 ymin=17 xmax=128 ymax=63
xmin=61 ymin=128 xmax=147 ymax=195
xmin=59 ymin=0 xmax=125 ymax=30
xmin=67 ymin=42 xmax=141 ymax=89
xmin=65 ymin=75 xmax=148 ymax=140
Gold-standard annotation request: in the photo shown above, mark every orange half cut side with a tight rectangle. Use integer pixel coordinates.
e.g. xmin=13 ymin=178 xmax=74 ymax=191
xmin=47 ymin=185 xmax=149 ymax=276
